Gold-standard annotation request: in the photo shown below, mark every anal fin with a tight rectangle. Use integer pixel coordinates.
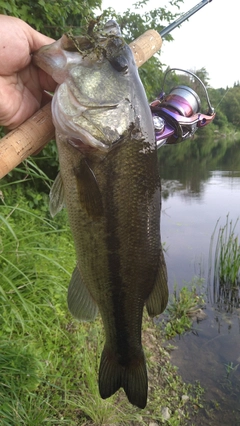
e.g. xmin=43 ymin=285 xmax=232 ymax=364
xmin=146 ymin=248 xmax=168 ymax=317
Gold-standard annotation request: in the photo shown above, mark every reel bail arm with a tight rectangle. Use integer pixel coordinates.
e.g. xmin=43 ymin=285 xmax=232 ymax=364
xmin=150 ymin=68 xmax=216 ymax=147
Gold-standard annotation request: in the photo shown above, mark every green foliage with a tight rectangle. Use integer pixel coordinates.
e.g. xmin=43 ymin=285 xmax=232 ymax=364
xmin=0 ymin=0 xmax=101 ymax=38
xmin=209 ymin=215 xmax=240 ymax=312
xmin=219 ymin=85 xmax=240 ymax=127
xmin=202 ymin=84 xmax=240 ymax=132
xmin=1 ymin=156 xmax=56 ymax=207
xmin=160 ymin=277 xmax=206 ymax=339
xmin=212 ymin=109 xmax=228 ymax=130
xmin=212 ymin=215 xmax=240 ymax=286
xmin=224 ymin=361 xmax=239 ymax=380
xmin=0 ymin=343 xmax=45 ymax=424
xmin=218 ymin=221 xmax=240 ymax=286
xmin=102 ymin=1 xmax=182 ymax=42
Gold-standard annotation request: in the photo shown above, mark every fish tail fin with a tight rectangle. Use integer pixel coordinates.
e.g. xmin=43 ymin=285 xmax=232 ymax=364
xmin=99 ymin=345 xmax=148 ymax=409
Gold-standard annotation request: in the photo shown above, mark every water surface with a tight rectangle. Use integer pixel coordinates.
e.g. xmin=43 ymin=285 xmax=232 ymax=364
xmin=158 ymin=136 xmax=240 ymax=425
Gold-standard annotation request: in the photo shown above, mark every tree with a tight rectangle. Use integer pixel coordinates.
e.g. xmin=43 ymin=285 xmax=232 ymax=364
xmin=221 ymin=88 xmax=240 ymax=127
xmin=0 ymin=0 xmax=101 ymax=38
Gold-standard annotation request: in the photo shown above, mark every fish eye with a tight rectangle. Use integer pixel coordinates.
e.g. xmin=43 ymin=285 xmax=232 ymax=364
xmin=109 ymin=56 xmax=129 ymax=73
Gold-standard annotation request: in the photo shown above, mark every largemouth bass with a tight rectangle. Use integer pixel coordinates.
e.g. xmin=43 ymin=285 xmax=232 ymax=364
xmin=33 ymin=20 xmax=168 ymax=409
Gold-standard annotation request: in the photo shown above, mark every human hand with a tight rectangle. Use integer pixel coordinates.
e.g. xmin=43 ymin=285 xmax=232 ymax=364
xmin=0 ymin=15 xmax=57 ymax=130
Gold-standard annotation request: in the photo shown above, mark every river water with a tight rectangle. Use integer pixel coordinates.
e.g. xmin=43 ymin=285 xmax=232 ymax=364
xmin=158 ymin=135 xmax=240 ymax=425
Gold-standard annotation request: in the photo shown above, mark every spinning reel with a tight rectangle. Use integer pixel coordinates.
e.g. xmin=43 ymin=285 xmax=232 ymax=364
xmin=150 ymin=68 xmax=216 ymax=148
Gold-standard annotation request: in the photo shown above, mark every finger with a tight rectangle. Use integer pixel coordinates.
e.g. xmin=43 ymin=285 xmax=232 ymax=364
xmin=37 ymin=68 xmax=57 ymax=93
xmin=24 ymin=21 xmax=55 ymax=52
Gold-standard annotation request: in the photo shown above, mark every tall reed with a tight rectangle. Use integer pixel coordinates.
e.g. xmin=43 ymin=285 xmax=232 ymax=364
xmin=208 ymin=215 xmax=240 ymax=311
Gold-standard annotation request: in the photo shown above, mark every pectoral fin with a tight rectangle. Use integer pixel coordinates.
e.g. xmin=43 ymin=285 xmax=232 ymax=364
xmin=68 ymin=265 xmax=98 ymax=321
xmin=49 ymin=172 xmax=65 ymax=217
xmin=146 ymin=248 xmax=168 ymax=317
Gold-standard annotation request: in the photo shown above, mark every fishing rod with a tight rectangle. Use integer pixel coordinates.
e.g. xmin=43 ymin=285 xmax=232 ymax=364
xmin=119 ymin=0 xmax=213 ymax=70
xmin=160 ymin=0 xmax=212 ymax=38
xmin=0 ymin=0 xmax=213 ymax=178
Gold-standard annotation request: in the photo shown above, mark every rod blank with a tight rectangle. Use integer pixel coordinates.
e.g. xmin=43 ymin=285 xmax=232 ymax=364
xmin=160 ymin=0 xmax=212 ymax=37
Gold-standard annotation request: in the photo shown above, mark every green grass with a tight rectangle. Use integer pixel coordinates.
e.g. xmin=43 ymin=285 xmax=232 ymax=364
xmin=209 ymin=215 xmax=240 ymax=311
xmin=0 ymin=178 xmax=204 ymax=425
xmin=159 ymin=277 xmax=206 ymax=339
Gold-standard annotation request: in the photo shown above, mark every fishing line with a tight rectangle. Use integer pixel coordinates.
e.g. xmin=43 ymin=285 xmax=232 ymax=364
xmin=214 ymin=86 xmax=231 ymax=111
